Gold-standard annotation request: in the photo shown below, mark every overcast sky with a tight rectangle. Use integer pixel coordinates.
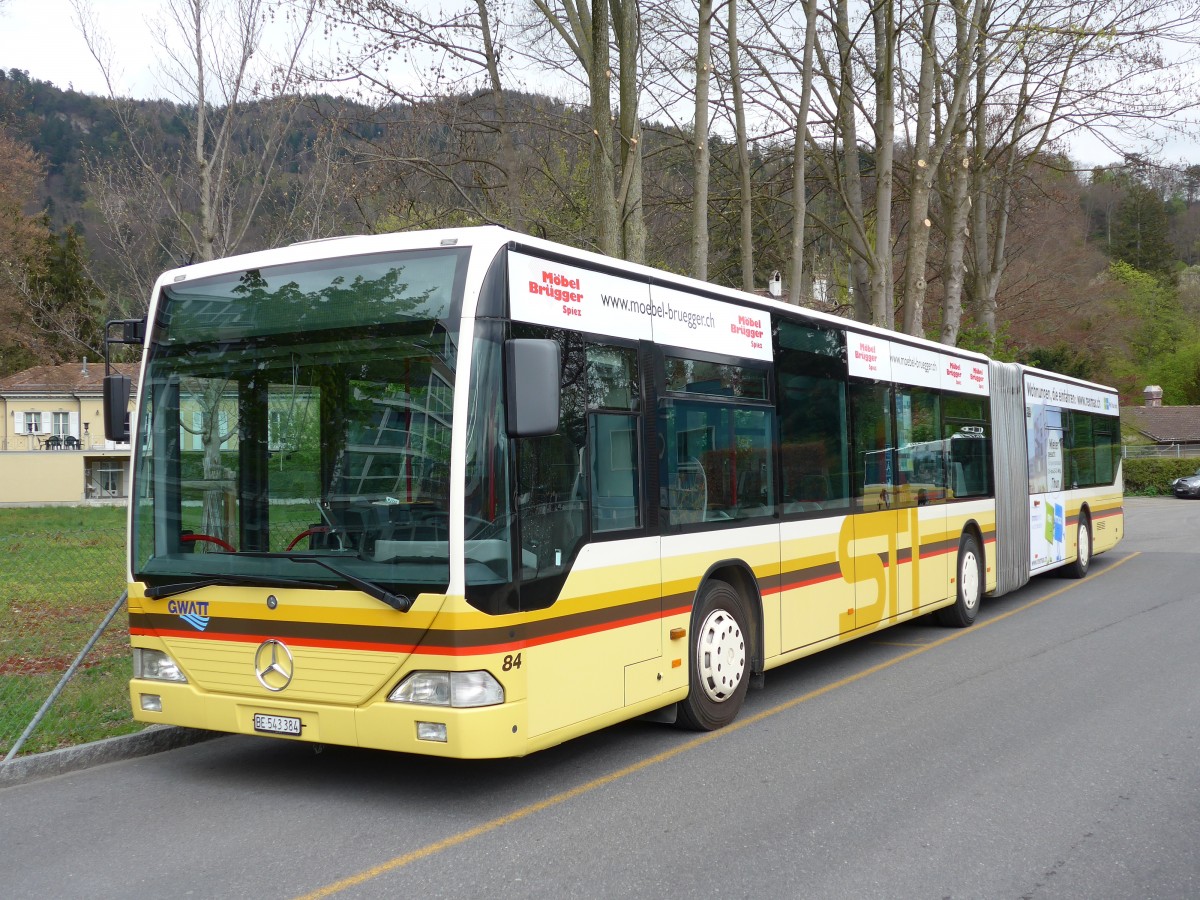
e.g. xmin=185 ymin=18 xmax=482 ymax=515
xmin=1 ymin=0 xmax=161 ymax=97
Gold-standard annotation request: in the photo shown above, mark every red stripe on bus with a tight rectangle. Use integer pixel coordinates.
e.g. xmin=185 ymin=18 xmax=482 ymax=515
xmin=132 ymin=600 xmax=699 ymax=657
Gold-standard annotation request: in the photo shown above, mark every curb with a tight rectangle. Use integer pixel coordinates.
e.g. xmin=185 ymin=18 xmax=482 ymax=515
xmin=0 ymin=725 xmax=222 ymax=789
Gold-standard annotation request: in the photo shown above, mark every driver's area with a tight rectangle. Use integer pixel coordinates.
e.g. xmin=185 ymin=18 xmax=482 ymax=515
xmin=133 ymin=327 xmax=460 ymax=593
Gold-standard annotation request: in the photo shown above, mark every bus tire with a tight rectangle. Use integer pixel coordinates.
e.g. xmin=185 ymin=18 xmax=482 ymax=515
xmin=936 ymin=532 xmax=982 ymax=628
xmin=677 ymin=580 xmax=751 ymax=731
xmin=1065 ymin=514 xmax=1091 ymax=579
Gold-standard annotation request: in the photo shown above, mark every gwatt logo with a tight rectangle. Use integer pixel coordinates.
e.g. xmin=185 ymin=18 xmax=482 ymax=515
xmin=167 ymin=599 xmax=211 ymax=631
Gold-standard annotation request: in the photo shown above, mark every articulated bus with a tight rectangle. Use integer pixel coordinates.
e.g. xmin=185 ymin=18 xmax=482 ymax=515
xmin=104 ymin=226 xmax=1123 ymax=758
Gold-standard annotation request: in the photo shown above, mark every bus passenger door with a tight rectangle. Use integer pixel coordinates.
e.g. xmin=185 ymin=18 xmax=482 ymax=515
xmin=845 ymin=384 xmax=898 ymax=629
xmin=515 ymin=336 xmax=663 ymax=737
xmin=842 ymin=383 xmax=949 ymax=628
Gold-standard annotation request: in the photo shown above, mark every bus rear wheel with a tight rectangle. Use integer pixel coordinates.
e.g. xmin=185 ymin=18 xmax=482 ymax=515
xmin=936 ymin=533 xmax=982 ymax=628
xmin=677 ymin=580 xmax=751 ymax=731
xmin=1065 ymin=514 xmax=1091 ymax=578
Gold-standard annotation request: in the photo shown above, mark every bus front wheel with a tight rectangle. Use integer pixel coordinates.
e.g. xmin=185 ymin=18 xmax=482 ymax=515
xmin=677 ymin=580 xmax=751 ymax=731
xmin=936 ymin=533 xmax=982 ymax=628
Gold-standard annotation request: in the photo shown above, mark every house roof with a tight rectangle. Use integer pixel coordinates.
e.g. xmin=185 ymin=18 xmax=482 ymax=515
xmin=1123 ymin=405 xmax=1200 ymax=444
xmin=0 ymin=361 xmax=140 ymax=396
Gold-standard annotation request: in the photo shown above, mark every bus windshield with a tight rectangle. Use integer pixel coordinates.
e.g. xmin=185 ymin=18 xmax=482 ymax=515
xmin=131 ymin=247 xmax=469 ymax=594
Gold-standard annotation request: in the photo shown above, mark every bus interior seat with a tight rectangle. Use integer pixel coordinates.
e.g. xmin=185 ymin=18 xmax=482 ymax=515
xmin=734 ymin=463 xmax=771 ymax=518
xmin=672 ymin=457 xmax=707 ymax=523
xmin=952 ymin=462 xmax=967 ymax=498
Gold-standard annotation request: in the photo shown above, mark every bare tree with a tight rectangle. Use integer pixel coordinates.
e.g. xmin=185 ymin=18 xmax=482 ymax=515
xmin=945 ymin=0 xmax=1200 ymax=350
xmin=897 ymin=0 xmax=982 ymax=337
xmin=690 ymin=0 xmax=714 ymax=280
xmin=735 ymin=0 xmax=817 ymax=303
xmin=82 ymin=158 xmax=178 ymax=314
xmin=528 ymin=0 xmax=647 ymax=259
xmin=819 ymin=0 xmax=877 ymax=322
xmin=321 ymin=0 xmax=532 ymax=232
xmin=74 ymin=0 xmax=318 ymax=546
xmin=73 ymin=0 xmax=317 ymax=266
xmin=726 ymin=0 xmax=756 ymax=292
xmin=869 ymin=0 xmax=897 ymax=329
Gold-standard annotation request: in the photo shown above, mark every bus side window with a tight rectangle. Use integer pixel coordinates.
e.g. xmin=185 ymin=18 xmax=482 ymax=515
xmin=850 ymin=382 xmax=894 ymax=511
xmin=1069 ymin=411 xmax=1096 ymax=488
xmin=943 ymin=394 xmax=992 ymax=499
xmin=774 ymin=320 xmax=851 ymax=516
xmin=586 ymin=344 xmax=642 ymax=533
xmin=591 ymin=413 xmax=640 ymax=532
xmin=894 ymin=386 xmax=945 ymax=507
xmin=515 ymin=332 xmax=587 ymax=579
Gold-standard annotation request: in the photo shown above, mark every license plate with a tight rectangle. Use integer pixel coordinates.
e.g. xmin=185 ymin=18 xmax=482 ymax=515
xmin=253 ymin=713 xmax=302 ymax=736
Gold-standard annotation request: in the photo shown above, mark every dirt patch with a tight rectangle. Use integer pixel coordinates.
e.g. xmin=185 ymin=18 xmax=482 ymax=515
xmin=0 ymin=648 xmax=125 ymax=676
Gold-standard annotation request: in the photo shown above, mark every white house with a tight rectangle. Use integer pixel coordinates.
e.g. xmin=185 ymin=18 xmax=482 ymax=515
xmin=0 ymin=360 xmax=138 ymax=505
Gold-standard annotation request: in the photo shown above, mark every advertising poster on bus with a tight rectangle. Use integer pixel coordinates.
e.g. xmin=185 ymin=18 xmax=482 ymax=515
xmin=1023 ymin=371 xmax=1114 ymax=571
xmin=1030 ymin=495 xmax=1066 ymax=570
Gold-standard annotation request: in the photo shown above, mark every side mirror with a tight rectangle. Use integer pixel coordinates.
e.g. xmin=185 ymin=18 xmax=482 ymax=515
xmin=505 ymin=339 xmax=560 ymax=438
xmin=103 ymin=374 xmax=132 ymax=443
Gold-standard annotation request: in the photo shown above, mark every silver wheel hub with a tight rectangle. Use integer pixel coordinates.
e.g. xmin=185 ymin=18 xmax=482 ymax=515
xmin=1079 ymin=525 xmax=1091 ymax=567
xmin=696 ymin=608 xmax=746 ymax=703
xmin=961 ymin=551 xmax=980 ymax=611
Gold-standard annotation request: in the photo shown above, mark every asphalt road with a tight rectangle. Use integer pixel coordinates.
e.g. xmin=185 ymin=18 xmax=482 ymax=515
xmin=3 ymin=497 xmax=1198 ymax=899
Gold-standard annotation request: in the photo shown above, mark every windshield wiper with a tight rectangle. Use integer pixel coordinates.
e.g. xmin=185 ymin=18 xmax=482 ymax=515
xmin=234 ymin=552 xmax=414 ymax=612
xmin=145 ymin=573 xmax=329 ymax=600
xmin=285 ymin=556 xmax=414 ymax=612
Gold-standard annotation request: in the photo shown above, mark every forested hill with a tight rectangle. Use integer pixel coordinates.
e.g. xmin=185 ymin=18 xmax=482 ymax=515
xmin=2 ymin=66 xmax=1199 ymax=404
xmin=0 ymin=68 xmax=358 ymax=234
xmin=0 ymin=68 xmax=129 ymax=225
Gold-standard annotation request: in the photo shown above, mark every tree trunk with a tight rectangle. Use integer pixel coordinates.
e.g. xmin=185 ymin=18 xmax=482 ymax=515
xmin=940 ymin=144 xmax=971 ymax=346
xmin=833 ymin=0 xmax=873 ymax=322
xmin=870 ymin=0 xmax=896 ymax=330
xmin=787 ymin=0 xmax=819 ymax=306
xmin=902 ymin=0 xmax=982 ymax=339
xmin=190 ymin=0 xmax=215 ymax=264
xmin=590 ymin=0 xmax=621 ymax=256
xmin=900 ymin=0 xmax=937 ymax=337
xmin=614 ymin=0 xmax=645 ymax=262
xmin=729 ymin=0 xmax=754 ymax=293
xmin=691 ymin=0 xmax=714 ymax=281
xmin=477 ymin=0 xmax=524 ymax=232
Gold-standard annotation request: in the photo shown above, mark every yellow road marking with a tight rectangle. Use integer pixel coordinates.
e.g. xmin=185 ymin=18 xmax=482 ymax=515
xmin=296 ymin=552 xmax=1139 ymax=899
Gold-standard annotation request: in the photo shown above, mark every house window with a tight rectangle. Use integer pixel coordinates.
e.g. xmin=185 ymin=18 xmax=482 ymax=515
xmin=23 ymin=412 xmax=42 ymax=434
xmin=89 ymin=461 xmax=126 ymax=498
xmin=52 ymin=412 xmax=71 ymax=437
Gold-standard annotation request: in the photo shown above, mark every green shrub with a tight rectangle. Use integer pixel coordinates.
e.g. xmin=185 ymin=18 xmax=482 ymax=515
xmin=1123 ymin=457 xmax=1200 ymax=494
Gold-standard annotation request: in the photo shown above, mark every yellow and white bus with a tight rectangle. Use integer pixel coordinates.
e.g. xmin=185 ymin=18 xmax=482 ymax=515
xmin=105 ymin=226 xmax=1123 ymax=757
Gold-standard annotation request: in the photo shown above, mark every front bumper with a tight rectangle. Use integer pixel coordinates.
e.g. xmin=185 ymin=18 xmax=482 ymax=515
xmin=131 ymin=679 xmax=529 ymax=758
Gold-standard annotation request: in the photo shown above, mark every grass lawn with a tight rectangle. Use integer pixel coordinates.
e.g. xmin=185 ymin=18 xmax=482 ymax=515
xmin=0 ymin=506 xmax=142 ymax=757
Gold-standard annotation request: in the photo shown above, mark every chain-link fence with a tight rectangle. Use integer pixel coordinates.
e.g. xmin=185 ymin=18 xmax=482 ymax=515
xmin=0 ymin=509 xmax=140 ymax=760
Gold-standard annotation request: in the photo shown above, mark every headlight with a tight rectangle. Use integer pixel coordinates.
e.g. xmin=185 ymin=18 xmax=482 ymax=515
xmin=388 ymin=671 xmax=504 ymax=708
xmin=133 ymin=648 xmax=187 ymax=683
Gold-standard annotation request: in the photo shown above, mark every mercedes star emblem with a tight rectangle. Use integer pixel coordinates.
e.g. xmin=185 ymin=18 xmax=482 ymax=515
xmin=254 ymin=639 xmax=294 ymax=692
